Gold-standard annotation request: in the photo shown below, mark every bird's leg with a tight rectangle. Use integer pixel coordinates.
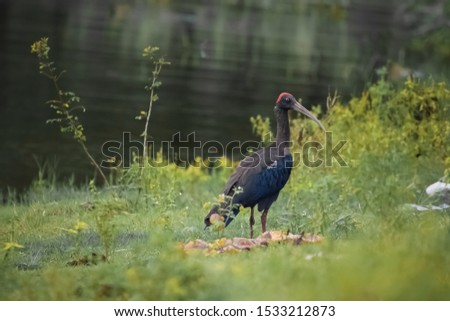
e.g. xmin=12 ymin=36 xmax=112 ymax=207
xmin=261 ymin=209 xmax=269 ymax=233
xmin=249 ymin=207 xmax=255 ymax=239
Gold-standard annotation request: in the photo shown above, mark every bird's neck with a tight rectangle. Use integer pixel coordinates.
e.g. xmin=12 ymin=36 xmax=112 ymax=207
xmin=275 ymin=108 xmax=291 ymax=155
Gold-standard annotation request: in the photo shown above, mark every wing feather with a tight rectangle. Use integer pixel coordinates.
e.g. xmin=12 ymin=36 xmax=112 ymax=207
xmin=223 ymin=143 xmax=276 ymax=195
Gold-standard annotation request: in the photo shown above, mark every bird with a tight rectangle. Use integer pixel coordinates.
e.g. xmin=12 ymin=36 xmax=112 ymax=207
xmin=204 ymin=92 xmax=325 ymax=238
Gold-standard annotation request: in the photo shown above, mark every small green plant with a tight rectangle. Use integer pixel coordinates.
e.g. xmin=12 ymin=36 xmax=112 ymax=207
xmin=128 ymin=47 xmax=170 ymax=206
xmin=87 ymin=176 xmax=126 ymax=260
xmin=93 ymin=197 xmax=129 ymax=260
xmin=2 ymin=204 xmax=24 ymax=260
xmin=30 ymin=37 xmax=108 ymax=185
xmin=137 ymin=46 xmax=171 ymax=162
xmin=88 ymin=178 xmax=98 ymax=198
xmin=28 ymin=156 xmax=59 ymax=202
xmin=62 ymin=220 xmax=88 ymax=258
xmin=205 ymin=187 xmax=244 ymax=237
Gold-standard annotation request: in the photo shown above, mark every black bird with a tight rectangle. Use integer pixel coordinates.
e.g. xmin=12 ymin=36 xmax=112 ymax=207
xmin=204 ymin=92 xmax=325 ymax=238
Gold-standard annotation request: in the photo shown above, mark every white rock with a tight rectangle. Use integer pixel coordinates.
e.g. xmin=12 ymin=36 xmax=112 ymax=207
xmin=408 ymin=203 xmax=449 ymax=211
xmin=431 ymin=204 xmax=449 ymax=210
xmin=426 ymin=182 xmax=450 ymax=196
xmin=408 ymin=203 xmax=430 ymax=211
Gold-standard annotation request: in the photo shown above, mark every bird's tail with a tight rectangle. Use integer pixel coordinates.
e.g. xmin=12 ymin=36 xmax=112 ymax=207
xmin=204 ymin=200 xmax=240 ymax=228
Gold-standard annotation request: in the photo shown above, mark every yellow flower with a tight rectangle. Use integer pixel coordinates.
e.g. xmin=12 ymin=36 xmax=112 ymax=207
xmin=30 ymin=37 xmax=49 ymax=57
xmin=74 ymin=220 xmax=88 ymax=231
xmin=64 ymin=220 xmax=88 ymax=234
xmin=217 ymin=194 xmax=225 ymax=203
xmin=3 ymin=242 xmax=24 ymax=251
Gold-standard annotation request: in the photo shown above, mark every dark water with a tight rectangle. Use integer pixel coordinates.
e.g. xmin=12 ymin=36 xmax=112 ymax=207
xmin=0 ymin=0 xmax=440 ymax=191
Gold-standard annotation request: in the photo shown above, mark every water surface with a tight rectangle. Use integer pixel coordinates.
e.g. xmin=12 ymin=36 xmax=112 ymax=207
xmin=0 ymin=0 xmax=433 ymax=191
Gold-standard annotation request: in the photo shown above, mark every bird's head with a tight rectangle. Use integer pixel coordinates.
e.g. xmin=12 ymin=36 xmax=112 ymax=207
xmin=275 ymin=92 xmax=325 ymax=131
xmin=204 ymin=205 xmax=226 ymax=229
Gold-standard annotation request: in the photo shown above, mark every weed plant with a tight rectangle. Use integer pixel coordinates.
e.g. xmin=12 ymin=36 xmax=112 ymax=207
xmin=30 ymin=38 xmax=108 ymax=185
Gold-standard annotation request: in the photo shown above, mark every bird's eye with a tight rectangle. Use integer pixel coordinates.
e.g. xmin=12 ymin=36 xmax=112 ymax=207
xmin=284 ymin=97 xmax=291 ymax=103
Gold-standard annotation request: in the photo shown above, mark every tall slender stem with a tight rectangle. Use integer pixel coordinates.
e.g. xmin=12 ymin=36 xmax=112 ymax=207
xmin=52 ymin=74 xmax=109 ymax=185
xmin=32 ymin=38 xmax=109 ymax=186
xmin=142 ymin=64 xmax=160 ymax=162
xmin=80 ymin=140 xmax=109 ymax=185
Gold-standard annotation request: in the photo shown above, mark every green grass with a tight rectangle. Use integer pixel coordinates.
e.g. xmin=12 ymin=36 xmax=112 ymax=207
xmin=1 ymin=78 xmax=449 ymax=300
xmin=0 ymin=154 xmax=448 ymax=300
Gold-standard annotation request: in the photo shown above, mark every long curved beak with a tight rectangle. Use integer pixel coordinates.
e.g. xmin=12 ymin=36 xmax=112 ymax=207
xmin=292 ymin=101 xmax=326 ymax=131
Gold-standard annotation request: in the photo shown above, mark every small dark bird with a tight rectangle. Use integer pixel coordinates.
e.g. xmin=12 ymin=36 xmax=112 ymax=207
xmin=204 ymin=93 xmax=325 ymax=238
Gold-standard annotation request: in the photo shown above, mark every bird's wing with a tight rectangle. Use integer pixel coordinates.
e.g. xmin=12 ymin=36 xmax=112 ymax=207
xmin=223 ymin=143 xmax=276 ymax=195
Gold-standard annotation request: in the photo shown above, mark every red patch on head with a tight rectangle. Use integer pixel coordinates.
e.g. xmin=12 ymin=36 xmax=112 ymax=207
xmin=276 ymin=92 xmax=292 ymax=104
